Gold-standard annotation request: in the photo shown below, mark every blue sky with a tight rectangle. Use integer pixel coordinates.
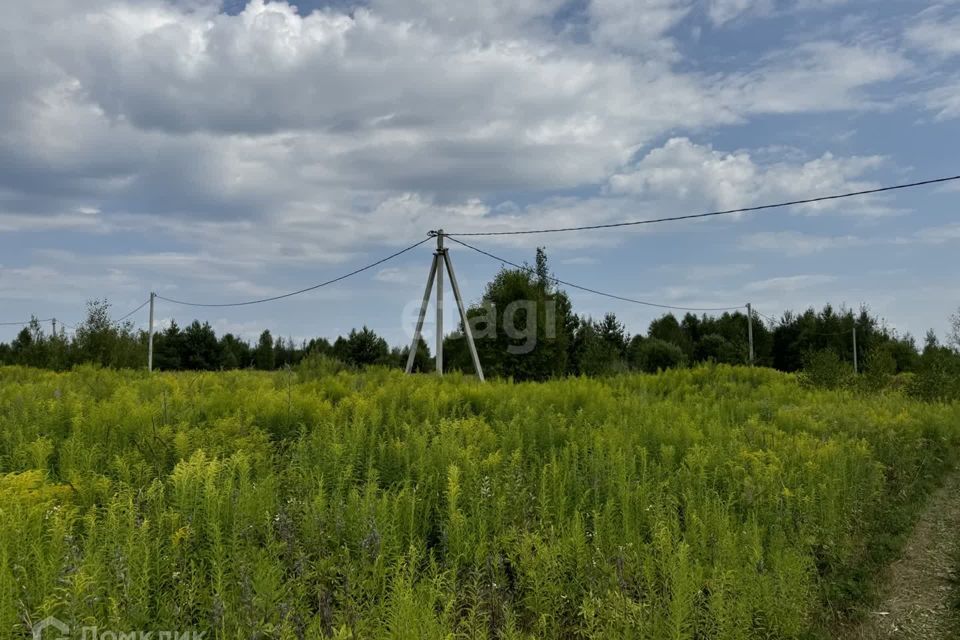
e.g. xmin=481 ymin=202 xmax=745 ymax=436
xmin=1 ymin=0 xmax=959 ymax=349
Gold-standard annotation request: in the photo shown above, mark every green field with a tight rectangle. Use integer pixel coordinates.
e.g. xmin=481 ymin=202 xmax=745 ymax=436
xmin=2 ymin=365 xmax=958 ymax=638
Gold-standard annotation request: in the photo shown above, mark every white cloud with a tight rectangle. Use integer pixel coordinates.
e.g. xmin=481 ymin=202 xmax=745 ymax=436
xmin=683 ymin=264 xmax=753 ymax=280
xmin=609 ymin=137 xmax=886 ymax=214
xmin=0 ymin=264 xmax=140 ymax=304
xmin=923 ymin=80 xmax=960 ymax=120
xmin=716 ymin=42 xmax=910 ymax=114
xmin=911 ymin=222 xmax=960 ymax=245
xmin=589 ymin=0 xmax=691 ymax=54
xmin=739 ymin=231 xmax=864 ymax=255
xmin=0 ymin=0 xmax=911 ymax=244
xmin=0 ymin=0 xmax=939 ymax=341
xmin=906 ymin=12 xmax=960 ymax=58
xmin=706 ymin=0 xmax=851 ymax=26
xmin=707 ymin=0 xmax=772 ymax=26
xmin=745 ymin=274 xmax=836 ymax=293
xmin=374 ymin=266 xmax=428 ymax=284
xmin=560 ymin=256 xmax=600 ymax=266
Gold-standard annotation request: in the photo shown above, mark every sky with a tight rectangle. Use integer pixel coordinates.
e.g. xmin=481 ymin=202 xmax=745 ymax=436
xmin=1 ymin=0 xmax=959 ymax=349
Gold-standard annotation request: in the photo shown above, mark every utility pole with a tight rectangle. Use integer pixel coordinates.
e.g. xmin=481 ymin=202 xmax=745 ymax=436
xmin=443 ymin=250 xmax=485 ymax=382
xmin=51 ymin=318 xmax=56 ymax=337
xmin=406 ymin=253 xmax=439 ymax=374
xmin=746 ymin=303 xmax=754 ymax=366
xmin=148 ymin=292 xmax=155 ymax=372
xmin=405 ymin=231 xmax=484 ymax=380
xmin=852 ymin=325 xmax=858 ymax=374
xmin=435 ymin=230 xmax=444 ymax=376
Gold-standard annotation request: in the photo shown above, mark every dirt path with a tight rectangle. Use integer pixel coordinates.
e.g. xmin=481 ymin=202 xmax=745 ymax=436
xmin=839 ymin=470 xmax=960 ymax=639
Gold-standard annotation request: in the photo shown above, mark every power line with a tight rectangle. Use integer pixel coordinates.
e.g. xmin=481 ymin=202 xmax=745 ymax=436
xmin=115 ymin=299 xmax=151 ymax=323
xmin=755 ymin=310 xmax=780 ymax=324
xmin=446 ymin=235 xmax=744 ymax=312
xmin=0 ymin=317 xmax=54 ymax=327
xmin=156 ymin=237 xmax=433 ymax=308
xmin=445 ymin=174 xmax=960 ymax=237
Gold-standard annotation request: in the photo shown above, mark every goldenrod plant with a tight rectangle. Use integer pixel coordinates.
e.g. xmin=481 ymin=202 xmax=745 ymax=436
xmin=1 ymin=365 xmax=957 ymax=638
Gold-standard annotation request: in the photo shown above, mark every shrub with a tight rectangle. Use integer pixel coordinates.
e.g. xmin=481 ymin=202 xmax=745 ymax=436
xmin=800 ymin=349 xmax=853 ymax=390
xmin=629 ymin=337 xmax=686 ymax=372
xmin=296 ymin=352 xmax=349 ymax=380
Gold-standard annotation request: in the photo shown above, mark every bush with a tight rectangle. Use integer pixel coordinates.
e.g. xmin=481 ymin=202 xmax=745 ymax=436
xmin=858 ymin=345 xmax=898 ymax=393
xmin=800 ymin=349 xmax=853 ymax=390
xmin=629 ymin=337 xmax=686 ymax=372
xmin=908 ymin=348 xmax=960 ymax=402
xmin=296 ymin=352 xmax=349 ymax=380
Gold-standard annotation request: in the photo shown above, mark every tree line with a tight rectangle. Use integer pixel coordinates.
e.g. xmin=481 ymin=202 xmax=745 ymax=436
xmin=2 ymin=250 xmax=959 ymax=394
xmin=0 ymin=299 xmax=432 ymax=373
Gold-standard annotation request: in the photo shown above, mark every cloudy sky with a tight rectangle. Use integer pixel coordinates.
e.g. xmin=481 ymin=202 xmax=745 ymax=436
xmin=2 ymin=0 xmax=959 ymax=348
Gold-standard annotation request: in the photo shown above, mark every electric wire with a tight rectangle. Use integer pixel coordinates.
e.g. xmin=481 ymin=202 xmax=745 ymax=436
xmin=115 ymin=299 xmax=151 ymax=323
xmin=445 ymin=235 xmax=745 ymax=312
xmin=0 ymin=317 xmax=54 ymax=327
xmin=155 ymin=237 xmax=433 ymax=308
xmin=444 ymin=174 xmax=960 ymax=237
xmin=6 ymin=169 xmax=950 ymax=329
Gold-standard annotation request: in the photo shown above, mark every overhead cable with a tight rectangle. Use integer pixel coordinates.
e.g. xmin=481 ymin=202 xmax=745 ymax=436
xmin=115 ymin=299 xmax=151 ymax=323
xmin=0 ymin=317 xmax=54 ymax=327
xmin=445 ymin=235 xmax=745 ymax=312
xmin=156 ymin=237 xmax=433 ymax=308
xmin=444 ymin=175 xmax=960 ymax=237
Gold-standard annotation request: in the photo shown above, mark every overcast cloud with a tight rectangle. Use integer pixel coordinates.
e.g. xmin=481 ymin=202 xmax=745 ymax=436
xmin=1 ymin=0 xmax=958 ymax=345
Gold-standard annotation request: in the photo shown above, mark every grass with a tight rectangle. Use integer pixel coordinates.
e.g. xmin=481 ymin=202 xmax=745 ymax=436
xmin=0 ymin=364 xmax=958 ymax=638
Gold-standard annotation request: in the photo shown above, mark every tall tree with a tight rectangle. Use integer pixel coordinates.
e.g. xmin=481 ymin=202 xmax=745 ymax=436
xmin=464 ymin=249 xmax=574 ymax=381
xmin=181 ymin=321 xmax=221 ymax=370
xmin=72 ymin=300 xmax=142 ymax=368
xmin=219 ymin=333 xmax=251 ymax=369
xmin=153 ymin=320 xmax=184 ymax=370
xmin=950 ymin=308 xmax=960 ymax=352
xmin=254 ymin=330 xmax=276 ymax=370
xmin=333 ymin=327 xmax=390 ymax=367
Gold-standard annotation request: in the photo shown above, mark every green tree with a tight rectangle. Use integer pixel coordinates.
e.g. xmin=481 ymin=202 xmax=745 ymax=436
xmin=949 ymin=308 xmax=960 ymax=352
xmin=464 ymin=248 xmax=574 ymax=381
xmin=306 ymin=337 xmax=333 ymax=357
xmin=153 ymin=321 xmax=184 ymax=370
xmin=909 ymin=339 xmax=960 ymax=401
xmin=72 ymin=300 xmax=142 ymax=368
xmin=568 ymin=315 xmax=627 ymax=376
xmin=11 ymin=322 xmax=45 ymax=368
xmin=254 ymin=330 xmax=276 ymax=370
xmin=861 ymin=344 xmax=897 ymax=392
xmin=333 ymin=327 xmax=390 ymax=367
xmin=648 ymin=314 xmax=691 ymax=360
xmin=801 ymin=349 xmax=852 ymax=390
xmin=631 ymin=337 xmax=686 ymax=373
xmin=182 ymin=321 xmax=221 ymax=370
xmin=219 ymin=333 xmax=251 ymax=369
xmin=597 ymin=312 xmax=628 ymax=358
xmin=399 ymin=336 xmax=433 ymax=373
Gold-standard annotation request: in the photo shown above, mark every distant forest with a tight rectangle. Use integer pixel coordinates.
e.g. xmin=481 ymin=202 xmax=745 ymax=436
xmin=3 ymin=250 xmax=958 ymax=395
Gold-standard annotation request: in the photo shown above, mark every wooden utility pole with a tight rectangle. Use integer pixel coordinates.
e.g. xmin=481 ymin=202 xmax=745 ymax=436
xmin=148 ymin=292 xmax=155 ymax=372
xmin=852 ymin=325 xmax=858 ymax=374
xmin=435 ymin=230 xmax=444 ymax=375
xmin=746 ymin=302 xmax=754 ymax=366
xmin=405 ymin=231 xmax=484 ymax=380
